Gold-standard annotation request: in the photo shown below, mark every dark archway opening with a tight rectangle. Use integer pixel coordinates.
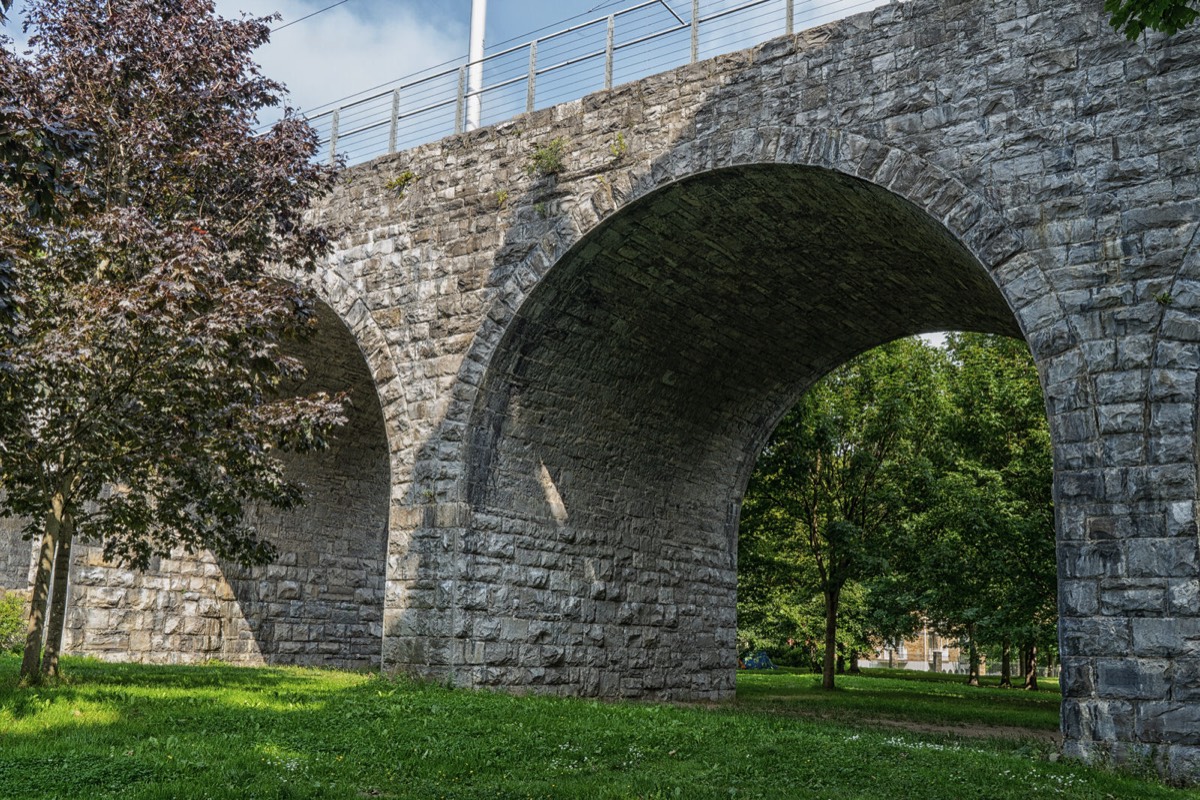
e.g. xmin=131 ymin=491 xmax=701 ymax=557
xmin=225 ymin=300 xmax=391 ymax=669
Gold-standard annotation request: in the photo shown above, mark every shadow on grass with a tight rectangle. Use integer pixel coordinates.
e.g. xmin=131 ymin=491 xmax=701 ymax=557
xmin=0 ymin=653 xmax=324 ymax=722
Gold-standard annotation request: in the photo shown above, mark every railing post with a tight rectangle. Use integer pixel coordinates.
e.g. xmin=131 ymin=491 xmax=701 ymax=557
xmin=786 ymin=0 xmax=794 ymax=35
xmin=455 ymin=66 xmax=466 ymax=134
xmin=329 ymin=109 xmax=339 ymax=166
xmin=690 ymin=0 xmax=699 ymax=63
xmin=527 ymin=40 xmax=537 ymax=113
xmin=388 ymin=89 xmax=400 ymax=154
xmin=605 ymin=14 xmax=615 ymax=90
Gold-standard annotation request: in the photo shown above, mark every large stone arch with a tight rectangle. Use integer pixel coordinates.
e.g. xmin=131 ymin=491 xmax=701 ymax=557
xmin=389 ymin=130 xmax=1094 ymax=703
xmin=441 ymin=129 xmax=1092 ymax=481
xmin=323 ymin=0 xmax=1200 ymax=778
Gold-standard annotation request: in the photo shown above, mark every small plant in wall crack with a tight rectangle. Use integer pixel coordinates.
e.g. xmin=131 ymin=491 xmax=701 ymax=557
xmin=385 ymin=170 xmax=419 ymax=197
xmin=1155 ymin=291 xmax=1174 ymax=306
xmin=526 ymin=137 xmax=568 ymax=177
xmin=609 ymin=131 xmax=628 ymax=161
xmin=496 ymin=189 xmax=509 ymax=209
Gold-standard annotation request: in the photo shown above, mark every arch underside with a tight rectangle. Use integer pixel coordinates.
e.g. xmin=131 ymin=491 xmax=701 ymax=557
xmin=61 ymin=301 xmax=391 ymax=669
xmin=459 ymin=164 xmax=1023 ymax=698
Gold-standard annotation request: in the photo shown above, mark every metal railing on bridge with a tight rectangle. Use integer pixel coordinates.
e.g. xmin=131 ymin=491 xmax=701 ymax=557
xmin=306 ymin=0 xmax=889 ymax=166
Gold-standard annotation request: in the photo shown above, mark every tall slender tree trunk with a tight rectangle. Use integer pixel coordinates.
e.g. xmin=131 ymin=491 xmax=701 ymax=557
xmin=966 ymin=624 xmax=980 ymax=687
xmin=40 ymin=515 xmax=74 ymax=680
xmin=20 ymin=495 xmax=64 ymax=683
xmin=822 ymin=587 xmax=840 ymax=691
xmin=849 ymin=651 xmax=860 ymax=674
xmin=836 ymin=651 xmax=845 ymax=675
xmin=887 ymin=645 xmax=895 ymax=669
xmin=999 ymin=637 xmax=1012 ymax=688
xmin=1023 ymin=642 xmax=1038 ymax=690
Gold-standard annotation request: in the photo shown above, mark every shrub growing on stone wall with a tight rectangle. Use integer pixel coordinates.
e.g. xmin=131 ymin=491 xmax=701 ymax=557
xmin=527 ymin=137 xmax=568 ymax=177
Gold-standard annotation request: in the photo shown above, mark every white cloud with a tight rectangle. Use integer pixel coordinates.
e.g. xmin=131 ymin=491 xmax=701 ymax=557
xmin=215 ymin=0 xmax=465 ymax=118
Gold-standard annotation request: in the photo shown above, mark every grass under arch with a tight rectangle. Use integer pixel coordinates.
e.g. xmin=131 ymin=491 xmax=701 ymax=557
xmin=0 ymin=654 xmax=1194 ymax=799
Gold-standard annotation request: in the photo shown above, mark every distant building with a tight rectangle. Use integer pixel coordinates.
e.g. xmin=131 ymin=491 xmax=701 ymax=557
xmin=861 ymin=624 xmax=964 ymax=673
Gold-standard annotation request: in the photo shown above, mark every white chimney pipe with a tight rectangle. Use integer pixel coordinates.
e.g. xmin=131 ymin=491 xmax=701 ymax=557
xmin=467 ymin=0 xmax=487 ymax=131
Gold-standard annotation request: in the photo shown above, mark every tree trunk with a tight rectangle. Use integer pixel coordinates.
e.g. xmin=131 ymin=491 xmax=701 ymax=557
xmin=40 ymin=516 xmax=74 ymax=680
xmin=20 ymin=496 xmax=64 ymax=683
xmin=999 ymin=637 xmax=1012 ymax=688
xmin=822 ymin=587 xmax=840 ymax=691
xmin=849 ymin=651 xmax=860 ymax=674
xmin=966 ymin=625 xmax=980 ymax=687
xmin=887 ymin=646 xmax=895 ymax=669
xmin=1023 ymin=641 xmax=1038 ymax=690
xmin=836 ymin=651 xmax=845 ymax=674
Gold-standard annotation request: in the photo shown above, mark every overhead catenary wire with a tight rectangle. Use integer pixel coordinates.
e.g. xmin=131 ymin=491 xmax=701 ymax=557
xmin=302 ymin=0 xmax=893 ymax=164
xmin=285 ymin=0 xmax=676 ymax=119
xmin=274 ymin=0 xmax=355 ymax=32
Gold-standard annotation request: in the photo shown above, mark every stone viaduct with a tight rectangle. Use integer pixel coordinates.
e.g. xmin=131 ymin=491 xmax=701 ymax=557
xmin=3 ymin=0 xmax=1200 ymax=780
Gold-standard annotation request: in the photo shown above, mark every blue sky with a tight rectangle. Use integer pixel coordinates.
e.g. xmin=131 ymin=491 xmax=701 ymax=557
xmin=4 ymin=0 xmax=884 ymax=130
xmin=220 ymin=0 xmax=685 ymax=115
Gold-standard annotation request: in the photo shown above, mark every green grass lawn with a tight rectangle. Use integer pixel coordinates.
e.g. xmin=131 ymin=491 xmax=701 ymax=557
xmin=0 ymin=655 xmax=1194 ymax=799
xmin=736 ymin=667 xmax=1061 ymax=732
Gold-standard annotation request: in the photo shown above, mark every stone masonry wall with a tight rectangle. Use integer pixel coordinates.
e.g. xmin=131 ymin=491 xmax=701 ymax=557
xmin=0 ymin=515 xmax=31 ymax=596
xmin=299 ymin=0 xmax=1200 ymax=780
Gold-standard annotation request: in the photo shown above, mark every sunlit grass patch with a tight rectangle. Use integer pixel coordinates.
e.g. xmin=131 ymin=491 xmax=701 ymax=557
xmin=0 ymin=654 xmax=1192 ymax=799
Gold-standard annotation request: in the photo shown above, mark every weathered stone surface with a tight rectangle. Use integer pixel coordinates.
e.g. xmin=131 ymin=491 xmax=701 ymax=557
xmin=0 ymin=515 xmax=31 ymax=595
xmin=3 ymin=0 xmax=1200 ymax=782
xmin=1096 ymin=658 xmax=1172 ymax=700
xmin=1132 ymin=618 xmax=1200 ymax=659
xmin=1137 ymin=702 xmax=1200 ymax=746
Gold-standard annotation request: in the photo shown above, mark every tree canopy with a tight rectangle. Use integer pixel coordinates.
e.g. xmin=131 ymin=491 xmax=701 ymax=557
xmin=740 ymin=338 xmax=946 ymax=689
xmin=738 ymin=334 xmax=1055 ymax=688
xmin=1 ymin=0 xmax=344 ymax=682
xmin=1105 ymin=0 xmax=1200 ymax=38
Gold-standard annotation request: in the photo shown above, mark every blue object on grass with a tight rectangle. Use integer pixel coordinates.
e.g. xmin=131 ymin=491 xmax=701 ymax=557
xmin=741 ymin=651 xmax=777 ymax=670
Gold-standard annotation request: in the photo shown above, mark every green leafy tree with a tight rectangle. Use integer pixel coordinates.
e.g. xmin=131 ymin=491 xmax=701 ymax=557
xmin=1 ymin=0 xmax=344 ymax=683
xmin=0 ymin=590 xmax=23 ymax=652
xmin=894 ymin=334 xmax=1054 ymax=687
xmin=1106 ymin=0 xmax=1199 ymax=38
xmin=945 ymin=333 xmax=1055 ymax=688
xmin=742 ymin=339 xmax=946 ymax=690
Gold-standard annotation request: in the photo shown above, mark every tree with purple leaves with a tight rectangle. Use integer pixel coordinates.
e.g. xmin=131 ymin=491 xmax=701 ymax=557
xmin=0 ymin=0 xmax=346 ymax=684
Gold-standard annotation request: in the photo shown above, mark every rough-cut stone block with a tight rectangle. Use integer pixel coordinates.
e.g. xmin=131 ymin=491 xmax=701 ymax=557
xmin=1096 ymin=658 xmax=1171 ymax=700
xmin=1061 ymin=617 xmax=1132 ymax=657
xmin=1137 ymin=702 xmax=1200 ymax=745
xmin=1062 ymin=698 xmax=1136 ymax=742
xmin=1132 ymin=618 xmax=1200 ymax=658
